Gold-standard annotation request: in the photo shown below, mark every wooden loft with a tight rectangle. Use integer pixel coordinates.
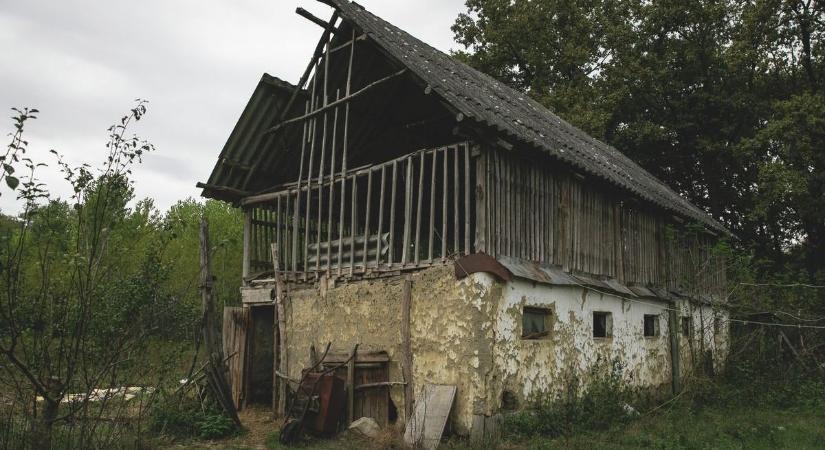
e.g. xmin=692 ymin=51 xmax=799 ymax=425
xmin=243 ymin=142 xmax=473 ymax=282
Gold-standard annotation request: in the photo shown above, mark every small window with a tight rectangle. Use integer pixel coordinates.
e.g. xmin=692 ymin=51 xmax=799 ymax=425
xmin=522 ymin=307 xmax=551 ymax=339
xmin=593 ymin=311 xmax=613 ymax=338
xmin=681 ymin=317 xmax=692 ymax=337
xmin=643 ymin=314 xmax=660 ymax=337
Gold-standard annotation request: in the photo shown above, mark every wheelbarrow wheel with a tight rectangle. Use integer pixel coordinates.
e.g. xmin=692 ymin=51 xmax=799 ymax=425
xmin=280 ymin=418 xmax=302 ymax=445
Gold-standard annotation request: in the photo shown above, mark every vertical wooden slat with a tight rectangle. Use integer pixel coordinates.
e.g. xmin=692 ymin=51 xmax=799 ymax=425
xmin=464 ymin=145 xmax=471 ymax=255
xmin=414 ymin=152 xmax=424 ymax=265
xmin=428 ymin=150 xmax=437 ymax=260
xmin=337 ymin=30 xmax=356 ymax=276
xmin=453 ymin=145 xmax=460 ymax=256
xmin=441 ymin=148 xmax=448 ymax=260
xmin=362 ymin=169 xmax=373 ymax=271
xmin=474 ymin=146 xmax=486 ymax=254
xmin=402 ymin=157 xmax=413 ymax=265
xmin=350 ymin=174 xmax=357 ymax=274
xmin=376 ymin=165 xmax=386 ymax=268
xmin=242 ymin=209 xmax=251 ymax=282
xmin=389 ymin=161 xmax=398 ymax=265
xmin=304 ymin=93 xmax=320 ymax=279
xmin=326 ymin=89 xmax=340 ymax=272
xmin=293 ymin=101 xmax=310 ymax=274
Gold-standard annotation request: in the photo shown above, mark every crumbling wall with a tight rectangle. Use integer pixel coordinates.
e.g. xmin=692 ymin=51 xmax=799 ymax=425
xmin=246 ymin=265 xmax=730 ymax=437
xmin=282 ymin=265 xmax=491 ymax=434
xmin=480 ymin=281 xmax=673 ymax=414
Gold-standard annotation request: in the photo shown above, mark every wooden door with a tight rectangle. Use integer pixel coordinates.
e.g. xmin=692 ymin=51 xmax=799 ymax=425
xmin=222 ymin=306 xmax=250 ymax=409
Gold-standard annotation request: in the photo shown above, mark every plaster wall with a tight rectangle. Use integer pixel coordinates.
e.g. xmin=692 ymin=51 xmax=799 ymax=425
xmin=248 ymin=266 xmax=729 ymax=436
xmin=281 ymin=265 xmax=492 ymax=434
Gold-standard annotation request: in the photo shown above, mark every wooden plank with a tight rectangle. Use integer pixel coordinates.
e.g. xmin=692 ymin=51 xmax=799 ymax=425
xmin=403 ymin=384 xmax=457 ymax=450
xmin=271 ymin=244 xmax=287 ymax=415
xmin=304 ymin=91 xmax=320 ymax=279
xmin=414 ymin=152 xmax=425 ymax=265
xmin=376 ymin=165 xmax=386 ymax=268
xmin=242 ymin=209 xmax=252 ymax=282
xmin=441 ymin=149 xmax=448 ymax=260
xmin=464 ymin=144 xmax=471 ymax=254
xmin=347 ymin=345 xmax=357 ymax=424
xmin=350 ymin=175 xmax=357 ymax=274
xmin=337 ymin=29 xmax=355 ymax=276
xmin=389 ymin=161 xmax=398 ymax=265
xmin=363 ymin=169 xmax=373 ymax=271
xmin=327 ymin=90 xmax=340 ymax=272
xmin=402 ymin=157 xmax=413 ymax=265
xmin=453 ymin=145 xmax=460 ymax=256
xmin=428 ymin=150 xmax=437 ymax=260
xmin=292 ymin=101 xmax=310 ymax=274
xmin=473 ymin=147 xmax=486 ymax=254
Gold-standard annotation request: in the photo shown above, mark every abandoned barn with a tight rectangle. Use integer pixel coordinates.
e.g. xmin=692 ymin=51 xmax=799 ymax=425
xmin=199 ymin=0 xmax=731 ymax=439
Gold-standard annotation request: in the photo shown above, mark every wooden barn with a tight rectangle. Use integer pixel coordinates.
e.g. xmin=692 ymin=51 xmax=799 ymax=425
xmin=199 ymin=0 xmax=730 ymax=439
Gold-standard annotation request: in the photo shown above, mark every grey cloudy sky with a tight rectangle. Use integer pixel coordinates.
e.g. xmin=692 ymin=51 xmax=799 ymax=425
xmin=0 ymin=0 xmax=466 ymax=214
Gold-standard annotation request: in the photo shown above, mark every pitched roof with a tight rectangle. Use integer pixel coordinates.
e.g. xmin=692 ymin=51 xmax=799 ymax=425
xmin=328 ymin=0 xmax=726 ymax=234
xmin=199 ymin=74 xmax=303 ymax=202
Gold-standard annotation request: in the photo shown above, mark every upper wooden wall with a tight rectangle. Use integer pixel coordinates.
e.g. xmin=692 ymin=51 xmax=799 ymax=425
xmin=475 ymin=146 xmax=726 ymax=300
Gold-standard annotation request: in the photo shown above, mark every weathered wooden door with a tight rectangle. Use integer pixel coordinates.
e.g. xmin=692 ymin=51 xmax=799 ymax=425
xmin=222 ymin=306 xmax=250 ymax=410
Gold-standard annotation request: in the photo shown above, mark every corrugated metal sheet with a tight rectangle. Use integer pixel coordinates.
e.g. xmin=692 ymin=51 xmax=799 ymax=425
xmin=496 ymin=255 xmax=672 ymax=301
xmin=200 ymin=74 xmax=305 ymax=202
xmin=327 ymin=0 xmax=726 ymax=234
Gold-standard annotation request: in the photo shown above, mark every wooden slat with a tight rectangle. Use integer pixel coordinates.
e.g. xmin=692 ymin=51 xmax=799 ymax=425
xmin=414 ymin=152 xmax=424 ymax=265
xmin=402 ymin=157 xmax=413 ymax=265
xmin=441 ymin=148 xmax=448 ymax=260
xmin=464 ymin=145 xmax=471 ymax=254
xmin=389 ymin=160 xmax=398 ymax=265
xmin=428 ymin=150 xmax=437 ymax=260
xmin=376 ymin=165 xmax=386 ymax=268
xmin=362 ymin=169 xmax=373 ymax=271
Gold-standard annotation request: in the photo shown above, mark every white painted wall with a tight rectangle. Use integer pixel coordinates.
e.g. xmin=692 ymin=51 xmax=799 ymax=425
xmin=472 ymin=274 xmax=730 ymax=413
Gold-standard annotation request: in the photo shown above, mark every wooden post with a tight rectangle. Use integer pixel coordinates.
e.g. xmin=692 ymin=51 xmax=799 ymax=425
xmin=401 ymin=276 xmax=414 ymax=421
xmin=200 ymin=217 xmax=241 ymax=425
xmin=474 ymin=146 xmax=486 ymax=254
xmin=347 ymin=345 xmax=357 ymax=424
xmin=271 ymin=244 xmax=288 ymax=415
xmin=668 ymin=306 xmax=681 ymax=394
xmin=242 ymin=209 xmax=252 ymax=284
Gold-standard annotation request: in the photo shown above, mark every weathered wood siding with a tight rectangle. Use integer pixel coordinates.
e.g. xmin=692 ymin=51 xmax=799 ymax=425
xmin=476 ymin=147 xmax=726 ymax=299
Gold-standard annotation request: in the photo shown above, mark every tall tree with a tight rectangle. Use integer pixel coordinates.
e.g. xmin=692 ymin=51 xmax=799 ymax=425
xmin=453 ymin=0 xmax=825 ymax=278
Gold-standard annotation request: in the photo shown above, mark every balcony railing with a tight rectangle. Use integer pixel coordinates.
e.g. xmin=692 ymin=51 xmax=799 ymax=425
xmin=243 ymin=142 xmax=474 ymax=281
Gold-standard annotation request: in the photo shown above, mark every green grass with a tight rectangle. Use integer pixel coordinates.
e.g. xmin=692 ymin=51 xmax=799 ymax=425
xmin=501 ymin=405 xmax=825 ymax=450
xmin=168 ymin=404 xmax=823 ymax=450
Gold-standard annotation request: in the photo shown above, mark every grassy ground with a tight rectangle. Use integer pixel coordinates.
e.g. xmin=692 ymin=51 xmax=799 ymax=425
xmin=159 ymin=402 xmax=825 ymax=450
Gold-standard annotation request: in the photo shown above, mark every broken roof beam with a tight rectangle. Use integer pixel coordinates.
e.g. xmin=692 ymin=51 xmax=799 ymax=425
xmin=265 ymin=68 xmax=408 ymax=135
xmin=296 ymin=7 xmax=337 ymax=34
xmin=278 ymin=10 xmax=340 ymax=123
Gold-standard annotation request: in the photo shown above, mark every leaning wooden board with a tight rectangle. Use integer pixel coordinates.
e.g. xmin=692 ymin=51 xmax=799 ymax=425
xmin=403 ymin=384 xmax=456 ymax=450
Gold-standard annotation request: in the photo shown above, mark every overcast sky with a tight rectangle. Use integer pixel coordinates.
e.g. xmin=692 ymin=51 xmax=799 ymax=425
xmin=0 ymin=0 xmax=466 ymax=214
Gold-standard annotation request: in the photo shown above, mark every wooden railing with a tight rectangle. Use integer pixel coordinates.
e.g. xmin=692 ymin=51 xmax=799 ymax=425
xmin=243 ymin=142 xmax=473 ymax=281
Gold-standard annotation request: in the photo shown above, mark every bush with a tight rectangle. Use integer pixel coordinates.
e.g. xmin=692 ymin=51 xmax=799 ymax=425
xmin=503 ymin=358 xmax=636 ymax=439
xmin=150 ymin=396 xmax=239 ymax=440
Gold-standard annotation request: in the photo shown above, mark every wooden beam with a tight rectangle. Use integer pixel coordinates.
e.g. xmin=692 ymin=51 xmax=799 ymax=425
xmin=347 ymin=345 xmax=357 ymax=424
xmin=278 ymin=11 xmax=339 ymax=123
xmin=296 ymin=7 xmax=336 ymax=33
xmin=266 ymin=69 xmax=408 ymax=134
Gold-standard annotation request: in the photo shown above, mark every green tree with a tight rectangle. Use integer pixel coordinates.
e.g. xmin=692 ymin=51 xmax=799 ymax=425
xmin=453 ymin=0 xmax=825 ymax=279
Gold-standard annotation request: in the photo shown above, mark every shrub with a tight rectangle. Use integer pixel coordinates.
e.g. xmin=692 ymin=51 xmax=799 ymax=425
xmin=150 ymin=396 xmax=239 ymax=440
xmin=502 ymin=358 xmax=635 ymax=439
